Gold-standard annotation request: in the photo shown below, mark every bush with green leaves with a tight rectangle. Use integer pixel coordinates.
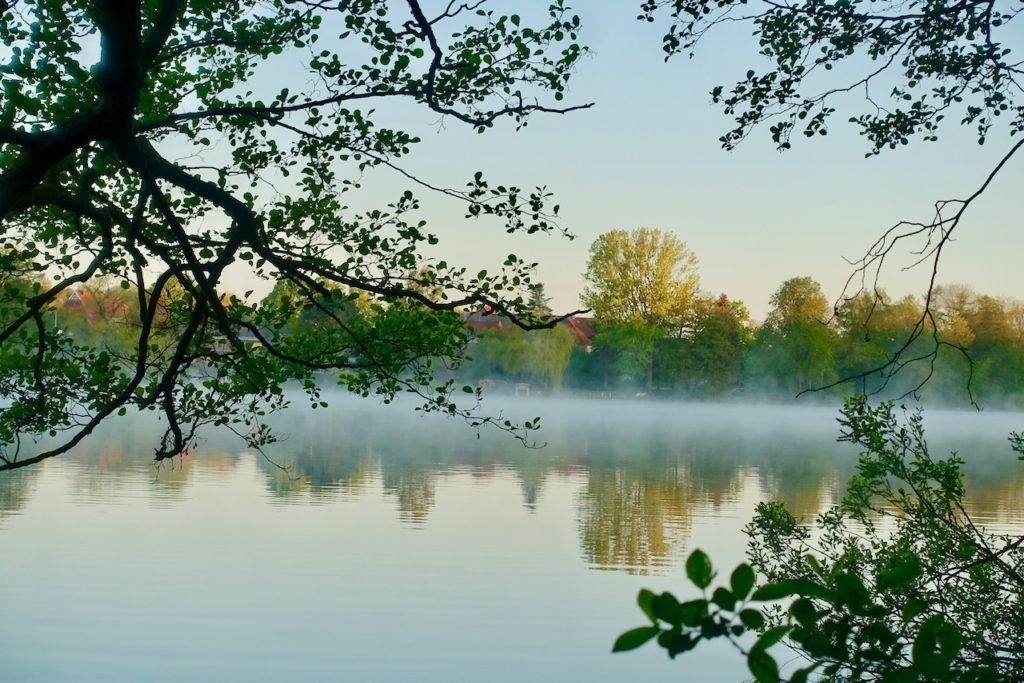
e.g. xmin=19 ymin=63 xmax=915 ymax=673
xmin=616 ymin=397 xmax=1024 ymax=681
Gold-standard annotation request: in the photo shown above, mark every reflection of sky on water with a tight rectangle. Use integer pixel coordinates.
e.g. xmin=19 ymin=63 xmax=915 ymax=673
xmin=1 ymin=398 xmax=1021 ymax=682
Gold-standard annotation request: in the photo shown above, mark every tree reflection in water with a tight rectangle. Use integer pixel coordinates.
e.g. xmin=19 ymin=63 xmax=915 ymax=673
xmin=577 ymin=461 xmax=695 ymax=575
xmin=0 ymin=468 xmax=33 ymax=522
xmin=1 ymin=398 xmax=1020 ymax=575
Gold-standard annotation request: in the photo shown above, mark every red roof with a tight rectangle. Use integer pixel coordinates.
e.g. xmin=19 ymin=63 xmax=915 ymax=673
xmin=62 ymin=289 xmax=130 ymax=325
xmin=564 ymin=315 xmax=594 ymax=348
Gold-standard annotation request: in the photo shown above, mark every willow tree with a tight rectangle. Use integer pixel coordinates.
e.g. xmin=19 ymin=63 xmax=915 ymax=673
xmin=0 ymin=0 xmax=590 ymax=471
xmin=582 ymin=227 xmax=701 ymax=394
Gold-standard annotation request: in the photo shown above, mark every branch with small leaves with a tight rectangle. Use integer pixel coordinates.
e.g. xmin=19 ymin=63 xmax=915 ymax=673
xmin=0 ymin=0 xmax=591 ymax=471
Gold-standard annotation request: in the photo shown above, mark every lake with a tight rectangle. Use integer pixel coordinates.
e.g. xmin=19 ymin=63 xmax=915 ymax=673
xmin=1 ymin=397 xmax=1022 ymax=682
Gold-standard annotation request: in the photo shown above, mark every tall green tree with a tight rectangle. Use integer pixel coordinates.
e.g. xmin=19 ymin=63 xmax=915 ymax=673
xmin=925 ymin=287 xmax=1024 ymax=406
xmin=744 ymin=277 xmax=837 ymax=395
xmin=967 ymin=295 xmax=1024 ymax=405
xmin=657 ymin=294 xmax=751 ymax=396
xmin=582 ymin=227 xmax=701 ymax=394
xmin=764 ymin=277 xmax=831 ymax=331
xmin=835 ymin=290 xmax=931 ymax=398
xmin=0 ymin=0 xmax=590 ymax=471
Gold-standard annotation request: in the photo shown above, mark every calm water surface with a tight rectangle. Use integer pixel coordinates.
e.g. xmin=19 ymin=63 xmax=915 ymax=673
xmin=1 ymin=398 xmax=1022 ymax=682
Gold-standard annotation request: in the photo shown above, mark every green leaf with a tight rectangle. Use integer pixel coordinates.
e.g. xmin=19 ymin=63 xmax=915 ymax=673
xmin=789 ymin=664 xmax=819 ymax=683
xmin=651 ymin=592 xmax=681 ymax=625
xmin=730 ymin=563 xmax=755 ymax=599
xmin=804 ymin=554 xmax=824 ymax=578
xmin=877 ymin=555 xmax=923 ymax=590
xmin=685 ymin=549 xmax=713 ymax=589
xmin=711 ymin=587 xmax=735 ymax=611
xmin=934 ymin=620 xmax=963 ymax=662
xmin=753 ymin=625 xmax=790 ymax=653
xmin=912 ymin=616 xmax=941 ymax=666
xmin=911 ymin=614 xmax=962 ymax=673
xmin=637 ymin=589 xmax=656 ymax=623
xmin=664 ymin=633 xmax=698 ymax=658
xmin=740 ymin=608 xmax=765 ymax=630
xmin=612 ymin=626 xmax=660 ymax=653
xmin=789 ymin=598 xmax=817 ymax=628
xmin=751 ymin=582 xmax=796 ymax=602
xmin=747 ymin=647 xmax=779 ymax=683
xmin=902 ymin=597 xmax=929 ymax=622
xmin=678 ymin=599 xmax=709 ymax=627
xmin=835 ymin=572 xmax=871 ymax=612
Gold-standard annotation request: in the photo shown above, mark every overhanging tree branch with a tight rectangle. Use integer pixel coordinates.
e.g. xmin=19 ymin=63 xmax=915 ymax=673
xmin=0 ymin=0 xmax=592 ymax=471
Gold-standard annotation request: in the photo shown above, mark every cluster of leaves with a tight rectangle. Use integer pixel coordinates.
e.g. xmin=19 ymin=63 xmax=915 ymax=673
xmin=617 ymin=547 xmax=1003 ymax=681
xmin=0 ymin=0 xmax=591 ymax=470
xmin=612 ymin=550 xmax=764 ymax=662
xmin=617 ymin=397 xmax=1024 ymax=681
xmin=639 ymin=0 xmax=1023 ymax=153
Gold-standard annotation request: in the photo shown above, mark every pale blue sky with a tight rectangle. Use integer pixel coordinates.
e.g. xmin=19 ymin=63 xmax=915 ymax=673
xmin=226 ymin=3 xmax=1022 ymax=320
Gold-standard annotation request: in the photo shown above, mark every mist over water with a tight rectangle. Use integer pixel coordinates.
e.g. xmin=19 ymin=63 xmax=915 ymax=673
xmin=1 ymin=395 xmax=1021 ymax=682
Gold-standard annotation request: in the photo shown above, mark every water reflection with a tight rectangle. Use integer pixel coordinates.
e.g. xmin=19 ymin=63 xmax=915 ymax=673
xmin=0 ymin=468 xmax=32 ymax=520
xmin=1 ymin=397 xmax=1022 ymax=574
xmin=578 ymin=461 xmax=695 ymax=574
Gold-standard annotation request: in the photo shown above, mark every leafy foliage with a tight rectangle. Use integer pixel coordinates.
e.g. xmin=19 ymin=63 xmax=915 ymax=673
xmin=0 ymin=0 xmax=591 ymax=470
xmin=743 ymin=277 xmax=838 ymax=396
xmin=640 ymin=0 xmax=1023 ymax=153
xmin=655 ymin=294 xmax=751 ymax=395
xmin=583 ymin=228 xmax=700 ymax=329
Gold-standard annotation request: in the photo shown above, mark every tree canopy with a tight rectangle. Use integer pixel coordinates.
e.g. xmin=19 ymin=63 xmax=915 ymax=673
xmin=582 ymin=227 xmax=701 ymax=394
xmin=583 ymin=227 xmax=700 ymax=329
xmin=0 ymin=0 xmax=591 ymax=471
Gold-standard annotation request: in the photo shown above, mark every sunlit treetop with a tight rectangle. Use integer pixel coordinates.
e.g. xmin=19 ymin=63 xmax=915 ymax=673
xmin=582 ymin=227 xmax=701 ymax=328
xmin=0 ymin=0 xmax=591 ymax=471
xmin=765 ymin=276 xmax=831 ymax=330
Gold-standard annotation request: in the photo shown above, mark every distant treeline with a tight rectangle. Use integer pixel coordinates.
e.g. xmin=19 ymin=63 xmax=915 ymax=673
xmin=457 ymin=277 xmax=1024 ymax=407
xmin=31 ymin=273 xmax=1024 ymax=407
